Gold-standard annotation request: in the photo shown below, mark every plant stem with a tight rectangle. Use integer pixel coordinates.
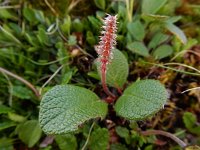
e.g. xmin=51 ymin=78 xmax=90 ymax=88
xmin=141 ymin=130 xmax=187 ymax=148
xmin=101 ymin=69 xmax=115 ymax=99
xmin=126 ymin=0 xmax=134 ymax=22
xmin=44 ymin=0 xmax=58 ymax=16
xmin=39 ymin=65 xmax=64 ymax=95
xmin=0 ymin=67 xmax=40 ymax=98
xmin=2 ymin=73 xmax=13 ymax=106
xmin=81 ymin=122 xmax=95 ymax=150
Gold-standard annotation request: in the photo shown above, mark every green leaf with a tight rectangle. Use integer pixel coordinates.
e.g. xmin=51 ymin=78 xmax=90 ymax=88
xmin=39 ymin=85 xmax=107 ymax=134
xmin=88 ymin=16 xmax=101 ymax=32
xmin=61 ymin=71 xmax=73 ymax=84
xmin=72 ymin=18 xmax=83 ymax=32
xmin=115 ymin=80 xmax=167 ymax=120
xmin=142 ymin=0 xmax=167 ymax=14
xmin=0 ymin=9 xmax=17 ymax=20
xmin=96 ymin=49 xmax=129 ymax=88
xmin=87 ymin=71 xmax=100 ymax=80
xmin=0 ymin=138 xmax=14 ymax=150
xmin=25 ymin=33 xmax=39 ymax=46
xmin=0 ymin=105 xmax=12 ymax=114
xmin=60 ymin=15 xmax=71 ymax=35
xmin=16 ymin=120 xmax=42 ymax=148
xmin=182 ymin=38 xmax=198 ymax=50
xmin=68 ymin=35 xmax=77 ymax=46
xmin=148 ymin=33 xmax=169 ymax=49
xmin=141 ymin=14 xmax=169 ymax=22
xmin=12 ymin=86 xmax=32 ymax=99
xmin=153 ymin=45 xmax=173 ymax=59
xmin=89 ymin=128 xmax=109 ymax=150
xmin=127 ymin=41 xmax=149 ymax=57
xmin=8 ymin=112 xmax=26 ymax=122
xmin=116 ymin=126 xmax=129 ymax=138
xmin=86 ymin=31 xmax=96 ymax=46
xmin=94 ymin=0 xmax=106 ymax=10
xmin=0 ymin=121 xmax=16 ymax=131
xmin=37 ymin=27 xmax=50 ymax=46
xmin=23 ymin=7 xmax=37 ymax=23
xmin=110 ymin=143 xmax=128 ymax=150
xmin=127 ymin=20 xmax=145 ymax=41
xmin=55 ymin=134 xmax=77 ymax=150
xmin=165 ymin=23 xmax=187 ymax=44
xmin=183 ymin=112 xmax=200 ymax=135
xmin=183 ymin=112 xmax=196 ymax=128
xmin=166 ymin=16 xmax=182 ymax=24
xmin=115 ymin=126 xmax=130 ymax=144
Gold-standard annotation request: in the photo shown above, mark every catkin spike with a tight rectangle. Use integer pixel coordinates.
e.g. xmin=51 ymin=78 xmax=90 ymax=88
xmin=96 ymin=14 xmax=118 ymax=99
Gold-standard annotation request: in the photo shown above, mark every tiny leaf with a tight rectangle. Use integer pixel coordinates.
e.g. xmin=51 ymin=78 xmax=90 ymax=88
xmin=148 ymin=33 xmax=169 ymax=49
xmin=111 ymin=143 xmax=128 ymax=150
xmin=55 ymin=134 xmax=77 ymax=150
xmin=8 ymin=112 xmax=26 ymax=122
xmin=89 ymin=128 xmax=109 ymax=150
xmin=0 ymin=105 xmax=12 ymax=114
xmin=0 ymin=121 xmax=16 ymax=131
xmin=39 ymin=85 xmax=107 ymax=134
xmin=115 ymin=80 xmax=167 ymax=120
xmin=153 ymin=44 xmax=173 ymax=59
xmin=183 ymin=112 xmax=200 ymax=135
xmin=115 ymin=126 xmax=129 ymax=139
xmin=127 ymin=41 xmax=149 ymax=57
xmin=165 ymin=23 xmax=187 ymax=44
xmin=94 ymin=0 xmax=106 ymax=10
xmin=115 ymin=126 xmax=130 ymax=144
xmin=60 ymin=15 xmax=71 ymax=35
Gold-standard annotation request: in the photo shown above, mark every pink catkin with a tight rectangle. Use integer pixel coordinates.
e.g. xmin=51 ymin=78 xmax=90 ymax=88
xmin=96 ymin=14 xmax=117 ymax=98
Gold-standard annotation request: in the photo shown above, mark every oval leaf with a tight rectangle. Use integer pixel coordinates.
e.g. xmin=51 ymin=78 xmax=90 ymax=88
xmin=153 ymin=44 xmax=173 ymax=59
xmin=148 ymin=33 xmax=169 ymax=49
xmin=55 ymin=134 xmax=77 ymax=150
xmin=114 ymin=80 xmax=167 ymax=120
xmin=142 ymin=0 xmax=167 ymax=14
xmin=127 ymin=41 xmax=149 ymax=57
xmin=127 ymin=20 xmax=145 ymax=41
xmin=96 ymin=49 xmax=129 ymax=88
xmin=94 ymin=0 xmax=106 ymax=10
xmin=17 ymin=120 xmax=42 ymax=148
xmin=165 ymin=23 xmax=187 ymax=44
xmin=39 ymin=85 xmax=107 ymax=134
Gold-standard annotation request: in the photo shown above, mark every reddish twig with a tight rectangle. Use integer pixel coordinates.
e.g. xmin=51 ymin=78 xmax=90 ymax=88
xmin=0 ymin=67 xmax=40 ymax=99
xmin=141 ymin=130 xmax=187 ymax=148
xmin=101 ymin=68 xmax=115 ymax=98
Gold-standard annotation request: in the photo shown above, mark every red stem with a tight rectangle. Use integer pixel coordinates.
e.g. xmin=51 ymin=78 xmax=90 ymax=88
xmin=101 ymin=69 xmax=115 ymax=99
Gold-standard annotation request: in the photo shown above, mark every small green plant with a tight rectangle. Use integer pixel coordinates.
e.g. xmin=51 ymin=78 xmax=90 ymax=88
xmin=39 ymin=14 xmax=168 ymax=135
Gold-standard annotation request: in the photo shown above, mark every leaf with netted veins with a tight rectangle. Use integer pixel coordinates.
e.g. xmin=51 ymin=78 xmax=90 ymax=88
xmin=115 ymin=80 xmax=167 ymax=120
xmin=39 ymin=85 xmax=107 ymax=134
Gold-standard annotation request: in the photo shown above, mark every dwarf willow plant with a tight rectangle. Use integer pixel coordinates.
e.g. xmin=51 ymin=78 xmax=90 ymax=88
xmin=39 ymin=14 xmax=168 ymax=134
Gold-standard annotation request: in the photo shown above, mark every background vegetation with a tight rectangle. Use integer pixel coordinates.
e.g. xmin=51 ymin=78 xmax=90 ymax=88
xmin=0 ymin=0 xmax=200 ymax=149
